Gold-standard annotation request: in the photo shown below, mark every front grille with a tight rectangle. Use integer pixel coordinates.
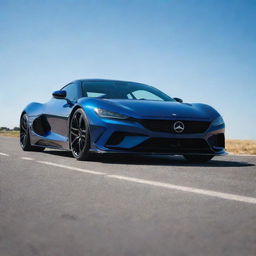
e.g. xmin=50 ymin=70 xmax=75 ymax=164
xmin=139 ymin=119 xmax=210 ymax=134
xmin=131 ymin=138 xmax=212 ymax=153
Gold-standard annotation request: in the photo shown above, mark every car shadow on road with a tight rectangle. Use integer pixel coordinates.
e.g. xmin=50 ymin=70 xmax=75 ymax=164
xmin=43 ymin=150 xmax=74 ymax=158
xmin=43 ymin=150 xmax=255 ymax=167
xmin=95 ymin=154 xmax=255 ymax=167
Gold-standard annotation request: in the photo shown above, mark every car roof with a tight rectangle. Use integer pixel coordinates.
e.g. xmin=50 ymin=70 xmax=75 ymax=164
xmin=71 ymin=78 xmax=143 ymax=85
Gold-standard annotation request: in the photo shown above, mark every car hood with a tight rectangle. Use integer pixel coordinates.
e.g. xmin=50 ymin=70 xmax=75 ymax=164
xmin=104 ymin=99 xmax=211 ymax=120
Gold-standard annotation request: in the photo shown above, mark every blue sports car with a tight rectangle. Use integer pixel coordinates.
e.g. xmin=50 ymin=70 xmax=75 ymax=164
xmin=20 ymin=79 xmax=226 ymax=162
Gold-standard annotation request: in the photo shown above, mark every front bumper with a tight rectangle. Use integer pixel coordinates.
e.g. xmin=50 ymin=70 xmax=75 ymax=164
xmin=89 ymin=117 xmax=226 ymax=156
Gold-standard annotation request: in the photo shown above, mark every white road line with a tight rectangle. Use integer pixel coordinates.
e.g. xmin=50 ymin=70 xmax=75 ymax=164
xmin=0 ymin=152 xmax=9 ymax=156
xmin=36 ymin=160 xmax=256 ymax=205
xmin=36 ymin=161 xmax=106 ymax=175
xmin=21 ymin=157 xmax=34 ymax=161
xmin=108 ymin=175 xmax=256 ymax=205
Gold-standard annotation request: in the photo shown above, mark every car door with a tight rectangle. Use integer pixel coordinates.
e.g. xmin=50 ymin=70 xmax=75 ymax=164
xmin=44 ymin=81 xmax=81 ymax=147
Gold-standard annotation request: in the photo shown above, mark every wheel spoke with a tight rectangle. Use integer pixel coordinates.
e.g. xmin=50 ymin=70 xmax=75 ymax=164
xmin=81 ymin=129 xmax=87 ymax=134
xmin=78 ymin=139 xmax=82 ymax=153
xmin=81 ymin=137 xmax=85 ymax=147
xmin=80 ymin=134 xmax=86 ymax=139
xmin=71 ymin=136 xmax=79 ymax=146
xmin=72 ymin=114 xmax=79 ymax=128
xmin=71 ymin=131 xmax=78 ymax=137
xmin=79 ymin=114 xmax=83 ymax=128
xmin=81 ymin=128 xmax=87 ymax=138
xmin=71 ymin=127 xmax=79 ymax=136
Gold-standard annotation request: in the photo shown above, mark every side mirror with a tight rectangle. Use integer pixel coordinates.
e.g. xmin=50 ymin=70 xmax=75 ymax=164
xmin=52 ymin=90 xmax=66 ymax=99
xmin=174 ymin=97 xmax=183 ymax=103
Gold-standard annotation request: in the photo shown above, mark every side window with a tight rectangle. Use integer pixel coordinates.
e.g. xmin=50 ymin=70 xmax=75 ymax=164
xmin=63 ymin=83 xmax=78 ymax=101
xmin=127 ymin=93 xmax=134 ymax=99
xmin=131 ymin=90 xmax=163 ymax=101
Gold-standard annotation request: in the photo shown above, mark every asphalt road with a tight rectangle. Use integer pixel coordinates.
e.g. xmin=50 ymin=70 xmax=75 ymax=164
xmin=0 ymin=136 xmax=256 ymax=256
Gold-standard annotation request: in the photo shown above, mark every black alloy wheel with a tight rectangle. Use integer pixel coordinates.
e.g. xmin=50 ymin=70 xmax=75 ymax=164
xmin=70 ymin=109 xmax=91 ymax=160
xmin=20 ymin=114 xmax=44 ymax=151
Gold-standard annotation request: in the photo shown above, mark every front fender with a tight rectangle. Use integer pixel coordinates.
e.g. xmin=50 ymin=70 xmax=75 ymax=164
xmin=22 ymin=102 xmax=45 ymax=117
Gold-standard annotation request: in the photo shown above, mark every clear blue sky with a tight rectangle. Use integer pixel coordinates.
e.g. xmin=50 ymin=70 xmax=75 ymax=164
xmin=0 ymin=0 xmax=255 ymax=139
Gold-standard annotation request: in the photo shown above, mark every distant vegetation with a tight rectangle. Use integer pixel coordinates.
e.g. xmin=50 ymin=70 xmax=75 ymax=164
xmin=0 ymin=126 xmax=20 ymax=131
xmin=226 ymin=140 xmax=256 ymax=155
xmin=0 ymin=127 xmax=20 ymax=137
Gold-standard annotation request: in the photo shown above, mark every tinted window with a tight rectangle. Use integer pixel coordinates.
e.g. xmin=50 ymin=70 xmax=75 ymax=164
xmin=82 ymin=81 xmax=173 ymax=101
xmin=63 ymin=83 xmax=78 ymax=101
xmin=130 ymin=90 xmax=163 ymax=101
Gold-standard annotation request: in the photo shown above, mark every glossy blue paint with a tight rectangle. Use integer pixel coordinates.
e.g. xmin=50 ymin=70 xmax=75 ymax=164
xmin=21 ymin=79 xmax=226 ymax=155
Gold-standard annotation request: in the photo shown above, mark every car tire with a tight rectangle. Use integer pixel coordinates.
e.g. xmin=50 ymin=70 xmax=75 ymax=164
xmin=20 ymin=114 xmax=45 ymax=152
xmin=69 ymin=109 xmax=91 ymax=161
xmin=183 ymin=155 xmax=214 ymax=163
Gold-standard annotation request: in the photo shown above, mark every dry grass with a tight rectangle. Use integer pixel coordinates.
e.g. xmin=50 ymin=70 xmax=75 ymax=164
xmin=0 ymin=131 xmax=255 ymax=155
xmin=0 ymin=131 xmax=19 ymax=137
xmin=226 ymin=139 xmax=256 ymax=155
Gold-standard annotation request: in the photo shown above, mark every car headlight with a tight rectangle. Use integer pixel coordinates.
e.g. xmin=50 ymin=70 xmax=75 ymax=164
xmin=211 ymin=116 xmax=224 ymax=126
xmin=94 ymin=108 xmax=129 ymax=119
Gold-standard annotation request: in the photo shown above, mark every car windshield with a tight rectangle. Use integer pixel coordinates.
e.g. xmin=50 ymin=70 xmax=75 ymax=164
xmin=81 ymin=81 xmax=174 ymax=101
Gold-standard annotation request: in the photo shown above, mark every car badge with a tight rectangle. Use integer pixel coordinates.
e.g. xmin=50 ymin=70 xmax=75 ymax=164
xmin=173 ymin=121 xmax=185 ymax=133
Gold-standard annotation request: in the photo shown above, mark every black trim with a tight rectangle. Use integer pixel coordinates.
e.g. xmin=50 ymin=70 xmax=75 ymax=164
xmin=139 ymin=119 xmax=210 ymax=134
xmin=106 ymin=132 xmax=145 ymax=146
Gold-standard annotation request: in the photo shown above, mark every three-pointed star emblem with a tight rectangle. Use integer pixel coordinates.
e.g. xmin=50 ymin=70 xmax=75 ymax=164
xmin=173 ymin=121 xmax=185 ymax=133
